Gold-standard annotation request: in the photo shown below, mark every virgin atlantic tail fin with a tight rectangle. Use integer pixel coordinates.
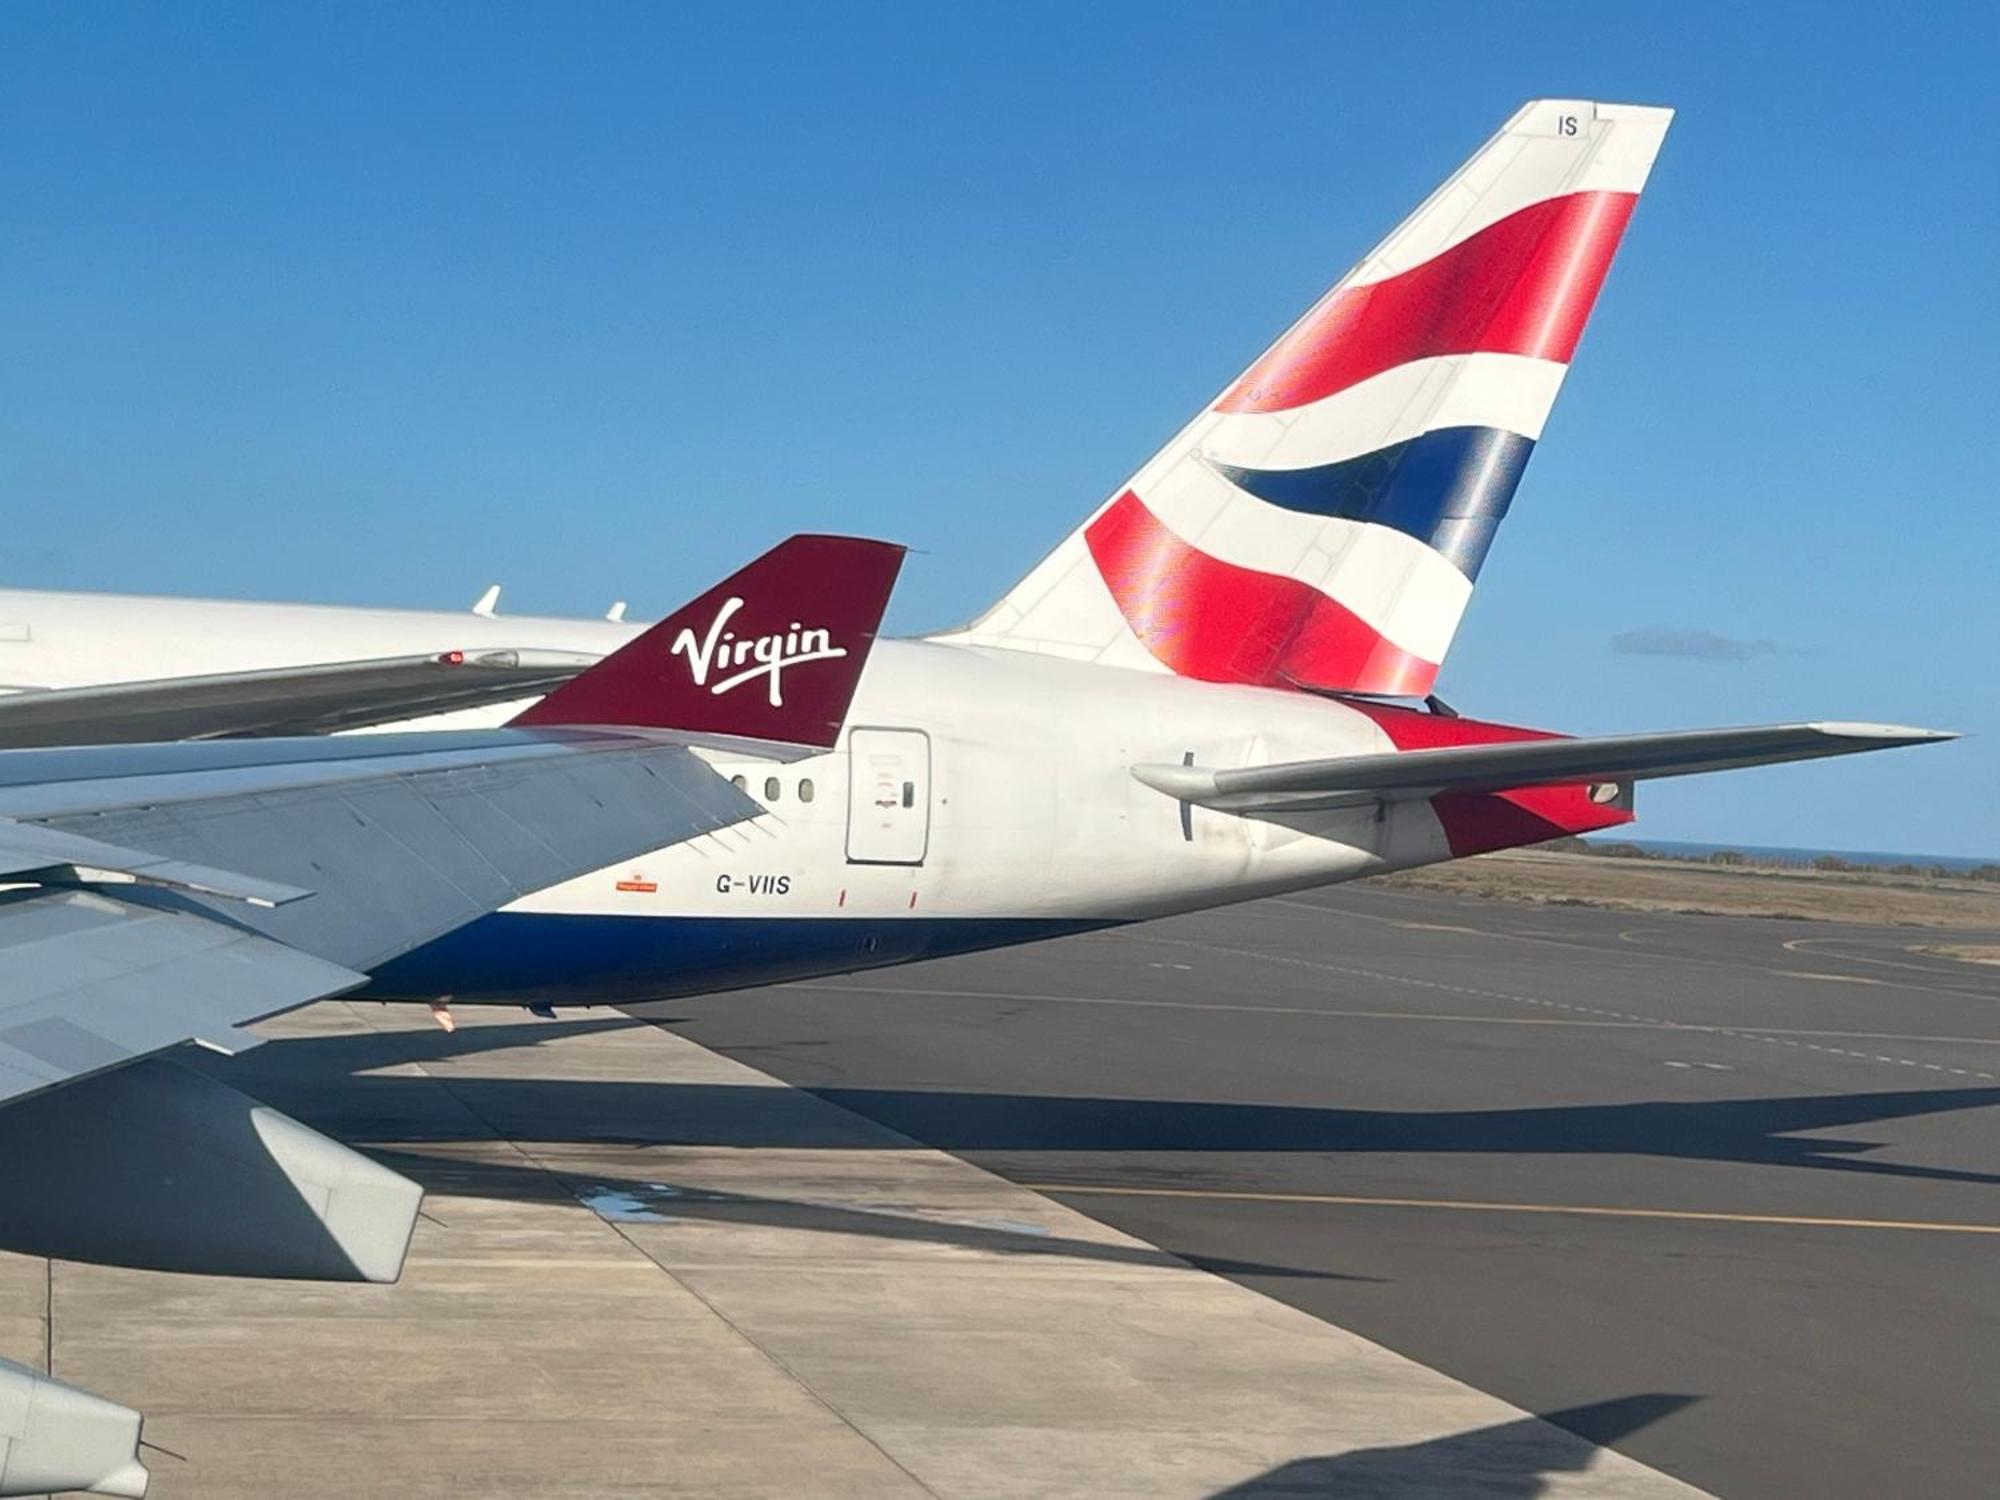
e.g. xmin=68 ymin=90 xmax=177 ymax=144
xmin=513 ymin=535 xmax=905 ymax=750
xmin=942 ymin=100 xmax=1672 ymax=697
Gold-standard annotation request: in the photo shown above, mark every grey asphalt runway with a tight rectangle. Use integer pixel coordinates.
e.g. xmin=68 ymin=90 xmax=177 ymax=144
xmin=632 ymin=884 xmax=2000 ymax=1500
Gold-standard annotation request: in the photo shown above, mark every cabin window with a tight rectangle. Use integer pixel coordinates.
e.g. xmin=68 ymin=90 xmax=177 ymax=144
xmin=798 ymin=778 xmax=815 ymax=804
xmin=764 ymin=776 xmax=782 ymax=802
xmin=730 ymin=775 xmax=747 ymax=791
xmin=901 ymin=781 xmax=915 ymax=809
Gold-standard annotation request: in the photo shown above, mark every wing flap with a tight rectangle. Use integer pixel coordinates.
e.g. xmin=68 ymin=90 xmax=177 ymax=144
xmin=1136 ymin=721 xmax=1956 ymax=813
xmin=0 ymin=737 xmax=757 ymax=1104
xmin=0 ymin=889 xmax=365 ymax=1107
xmin=0 ymin=816 xmax=312 ymax=906
xmin=0 ymin=648 xmax=599 ymax=748
xmin=22 ymin=738 xmax=755 ymax=971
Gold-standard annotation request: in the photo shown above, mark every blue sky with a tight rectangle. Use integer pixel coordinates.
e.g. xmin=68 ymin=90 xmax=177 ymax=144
xmin=0 ymin=3 xmax=1993 ymax=855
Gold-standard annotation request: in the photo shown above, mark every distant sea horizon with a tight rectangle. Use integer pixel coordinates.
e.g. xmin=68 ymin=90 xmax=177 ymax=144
xmin=1581 ymin=837 xmax=1995 ymax=873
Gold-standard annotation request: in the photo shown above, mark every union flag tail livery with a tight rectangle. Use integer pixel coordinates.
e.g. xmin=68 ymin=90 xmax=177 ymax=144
xmin=513 ymin=534 xmax=905 ymax=748
xmin=946 ymin=99 xmax=1673 ymax=697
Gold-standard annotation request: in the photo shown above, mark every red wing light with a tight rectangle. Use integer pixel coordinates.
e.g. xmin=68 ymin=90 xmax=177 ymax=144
xmin=438 ymin=650 xmax=466 ymax=666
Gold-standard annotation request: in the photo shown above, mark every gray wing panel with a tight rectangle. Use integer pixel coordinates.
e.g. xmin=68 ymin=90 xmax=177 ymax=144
xmin=0 ymin=889 xmax=365 ymax=1107
xmin=24 ymin=741 xmax=752 ymax=971
xmin=0 ymin=817 xmax=311 ymax=906
xmin=0 ymin=650 xmax=596 ymax=747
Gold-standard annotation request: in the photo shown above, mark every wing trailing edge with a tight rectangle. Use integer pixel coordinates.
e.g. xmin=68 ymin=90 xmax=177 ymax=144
xmin=0 ymin=649 xmax=602 ymax=748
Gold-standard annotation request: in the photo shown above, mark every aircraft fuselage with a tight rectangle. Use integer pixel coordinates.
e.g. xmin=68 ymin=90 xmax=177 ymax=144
xmin=0 ymin=587 xmax=1549 ymax=1003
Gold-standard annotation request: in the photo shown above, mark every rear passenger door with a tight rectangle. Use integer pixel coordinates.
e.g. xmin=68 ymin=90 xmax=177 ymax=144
xmin=845 ymin=727 xmax=930 ymax=865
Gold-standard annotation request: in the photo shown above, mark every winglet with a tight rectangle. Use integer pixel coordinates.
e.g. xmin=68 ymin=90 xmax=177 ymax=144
xmin=511 ymin=535 xmax=906 ymax=749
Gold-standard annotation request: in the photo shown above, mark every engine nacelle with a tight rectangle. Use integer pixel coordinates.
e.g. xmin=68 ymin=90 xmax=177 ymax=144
xmin=0 ymin=1357 xmax=146 ymax=1497
xmin=0 ymin=1056 xmax=420 ymax=1282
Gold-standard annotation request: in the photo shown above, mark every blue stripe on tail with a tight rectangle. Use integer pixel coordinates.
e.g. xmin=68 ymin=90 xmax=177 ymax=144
xmin=1209 ymin=426 xmax=1535 ymax=579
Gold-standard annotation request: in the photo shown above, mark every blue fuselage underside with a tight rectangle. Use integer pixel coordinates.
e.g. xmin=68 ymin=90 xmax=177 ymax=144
xmin=363 ymin=912 xmax=1113 ymax=1004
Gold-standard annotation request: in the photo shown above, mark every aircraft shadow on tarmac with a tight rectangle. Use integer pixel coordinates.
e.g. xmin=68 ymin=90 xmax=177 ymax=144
xmin=233 ymin=1017 xmax=2000 ymax=1189
xmin=209 ymin=1019 xmax=1368 ymax=1283
xmin=1207 ymin=1394 xmax=1699 ymax=1499
xmin=367 ymin=1145 xmax=1378 ymax=1284
xmin=803 ymin=1083 xmax=2000 ymax=1187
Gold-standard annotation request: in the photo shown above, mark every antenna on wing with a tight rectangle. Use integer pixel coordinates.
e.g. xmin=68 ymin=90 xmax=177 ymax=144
xmin=471 ymin=584 xmax=501 ymax=617
xmin=605 ymin=601 xmax=627 ymax=623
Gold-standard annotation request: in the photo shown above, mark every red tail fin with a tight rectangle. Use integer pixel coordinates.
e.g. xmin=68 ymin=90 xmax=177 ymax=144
xmin=512 ymin=535 xmax=905 ymax=749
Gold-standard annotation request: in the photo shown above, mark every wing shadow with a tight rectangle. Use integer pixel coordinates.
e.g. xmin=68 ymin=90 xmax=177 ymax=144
xmin=1210 ymin=1393 xmax=1699 ymax=1498
xmin=370 ymin=1146 xmax=1376 ymax=1283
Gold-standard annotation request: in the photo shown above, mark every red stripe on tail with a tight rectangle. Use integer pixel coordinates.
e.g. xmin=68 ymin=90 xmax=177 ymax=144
xmin=1084 ymin=491 xmax=1438 ymax=696
xmin=1217 ymin=191 xmax=1638 ymax=414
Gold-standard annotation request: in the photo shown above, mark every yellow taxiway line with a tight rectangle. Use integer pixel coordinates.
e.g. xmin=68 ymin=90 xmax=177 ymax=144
xmin=1026 ymin=1183 xmax=2000 ymax=1236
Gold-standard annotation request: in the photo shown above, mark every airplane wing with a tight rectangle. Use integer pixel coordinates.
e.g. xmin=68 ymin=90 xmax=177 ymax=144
xmin=0 ymin=528 xmax=905 ymax=1111
xmin=0 ymin=730 xmax=750 ymax=1500
xmin=0 ymin=731 xmax=750 ymax=1107
xmin=0 ymin=647 xmax=600 ymax=747
xmin=1134 ymin=722 xmax=1957 ymax=813
xmin=0 ymin=526 xmax=909 ymax=1111
xmin=0 ymin=532 xmax=905 ymax=1500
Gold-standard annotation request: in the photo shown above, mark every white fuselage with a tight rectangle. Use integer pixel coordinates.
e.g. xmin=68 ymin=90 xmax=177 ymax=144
xmin=0 ymin=588 xmax=1461 ymax=1001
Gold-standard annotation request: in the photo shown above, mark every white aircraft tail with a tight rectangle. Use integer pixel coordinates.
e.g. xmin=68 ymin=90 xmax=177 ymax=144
xmin=941 ymin=100 xmax=1672 ymax=697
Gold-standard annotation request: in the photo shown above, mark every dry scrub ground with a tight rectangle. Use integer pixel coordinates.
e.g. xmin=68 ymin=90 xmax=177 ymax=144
xmin=1370 ymin=849 xmax=2000 ymax=929
xmin=1912 ymin=944 xmax=2000 ymax=964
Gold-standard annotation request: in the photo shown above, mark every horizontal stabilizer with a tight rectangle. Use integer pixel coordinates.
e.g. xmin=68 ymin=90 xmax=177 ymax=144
xmin=0 ymin=648 xmax=600 ymax=748
xmin=1135 ymin=722 xmax=1956 ymax=813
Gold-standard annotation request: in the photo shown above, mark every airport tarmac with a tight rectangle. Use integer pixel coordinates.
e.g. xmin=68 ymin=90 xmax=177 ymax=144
xmin=638 ymin=885 xmax=2000 ymax=1500
xmin=4 ymin=882 xmax=1994 ymax=1497
xmin=0 ymin=984 xmax=1711 ymax=1498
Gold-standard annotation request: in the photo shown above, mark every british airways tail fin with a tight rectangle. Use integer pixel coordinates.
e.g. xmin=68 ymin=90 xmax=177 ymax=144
xmin=942 ymin=100 xmax=1672 ymax=696
xmin=513 ymin=535 xmax=905 ymax=749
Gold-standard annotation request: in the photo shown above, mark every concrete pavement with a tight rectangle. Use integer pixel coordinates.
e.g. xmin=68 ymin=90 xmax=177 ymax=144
xmin=646 ymin=886 xmax=2000 ymax=1498
xmin=0 ymin=998 xmax=1709 ymax=1498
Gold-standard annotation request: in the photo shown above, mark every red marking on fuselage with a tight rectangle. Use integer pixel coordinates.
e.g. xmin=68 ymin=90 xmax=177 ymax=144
xmin=1347 ymin=699 xmax=1634 ymax=856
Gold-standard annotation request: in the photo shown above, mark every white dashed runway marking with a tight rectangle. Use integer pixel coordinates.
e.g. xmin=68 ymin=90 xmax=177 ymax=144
xmin=1148 ymin=936 xmax=2000 ymax=1083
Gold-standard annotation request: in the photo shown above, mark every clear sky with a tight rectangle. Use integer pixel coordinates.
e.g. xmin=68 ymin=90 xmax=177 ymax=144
xmin=0 ymin=3 xmax=1993 ymax=855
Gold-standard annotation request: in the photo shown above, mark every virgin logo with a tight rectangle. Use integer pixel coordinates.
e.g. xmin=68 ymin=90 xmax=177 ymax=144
xmin=671 ymin=596 xmax=847 ymax=707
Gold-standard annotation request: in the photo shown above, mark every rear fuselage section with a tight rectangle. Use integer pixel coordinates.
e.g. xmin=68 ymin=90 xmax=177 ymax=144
xmin=0 ymin=587 xmax=1581 ymax=1002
